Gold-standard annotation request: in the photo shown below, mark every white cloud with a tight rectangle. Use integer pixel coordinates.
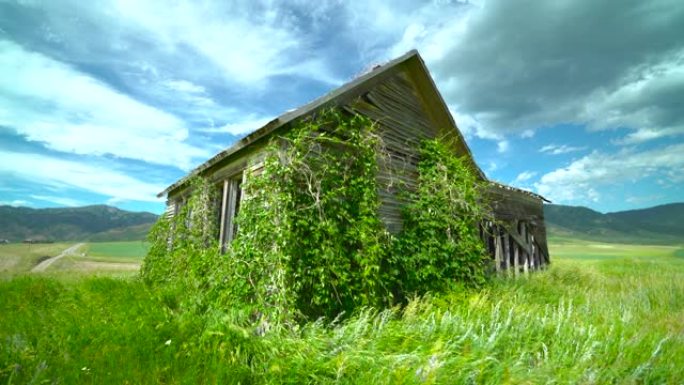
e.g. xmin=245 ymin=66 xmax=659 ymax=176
xmin=162 ymin=80 xmax=206 ymax=94
xmin=30 ymin=195 xmax=84 ymax=207
xmin=0 ymin=40 xmax=209 ymax=170
xmin=0 ymin=151 xmax=166 ymax=203
xmin=200 ymin=115 xmax=273 ymax=136
xmin=496 ymin=140 xmax=509 ymax=153
xmin=0 ymin=200 xmax=31 ymax=207
xmin=449 ymin=106 xmax=506 ymax=145
xmin=520 ymin=129 xmax=535 ymax=138
xmin=614 ymin=126 xmax=684 ymax=145
xmin=534 ymin=143 xmax=684 ymax=204
xmin=625 ymin=194 xmax=664 ymax=204
xmin=111 ymin=0 xmax=340 ymax=86
xmin=388 ymin=0 xmax=684 ymax=144
xmin=539 ymin=144 xmax=586 ymax=155
xmin=512 ymin=171 xmax=537 ymax=185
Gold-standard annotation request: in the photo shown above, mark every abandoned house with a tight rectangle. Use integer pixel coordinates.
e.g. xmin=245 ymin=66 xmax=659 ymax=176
xmin=158 ymin=50 xmax=550 ymax=273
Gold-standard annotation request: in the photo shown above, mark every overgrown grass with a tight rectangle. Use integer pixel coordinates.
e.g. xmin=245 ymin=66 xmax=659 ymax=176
xmin=0 ymin=243 xmax=72 ymax=277
xmin=1 ymin=243 xmax=683 ymax=384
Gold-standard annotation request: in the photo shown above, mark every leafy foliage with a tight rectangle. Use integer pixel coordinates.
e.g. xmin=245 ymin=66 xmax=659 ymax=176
xmin=142 ymin=110 xmax=491 ymax=324
xmin=393 ymin=139 xmax=491 ymax=294
xmin=141 ymin=178 xmax=221 ymax=312
xmin=216 ymin=110 xmax=391 ymax=321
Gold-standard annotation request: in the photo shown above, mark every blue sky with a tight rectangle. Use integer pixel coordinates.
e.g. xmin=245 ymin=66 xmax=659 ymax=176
xmin=1 ymin=0 xmax=682 ymax=214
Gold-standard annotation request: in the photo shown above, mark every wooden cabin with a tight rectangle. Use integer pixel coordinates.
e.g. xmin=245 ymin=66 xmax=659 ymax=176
xmin=158 ymin=50 xmax=550 ymax=273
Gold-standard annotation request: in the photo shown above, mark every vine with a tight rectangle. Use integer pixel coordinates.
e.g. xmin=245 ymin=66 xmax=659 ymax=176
xmin=217 ymin=109 xmax=391 ymax=321
xmin=142 ymin=109 xmax=492 ymax=325
xmin=393 ymin=139 xmax=491 ymax=295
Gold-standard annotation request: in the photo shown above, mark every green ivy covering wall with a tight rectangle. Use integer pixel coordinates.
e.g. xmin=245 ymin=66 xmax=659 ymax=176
xmin=141 ymin=109 xmax=491 ymax=325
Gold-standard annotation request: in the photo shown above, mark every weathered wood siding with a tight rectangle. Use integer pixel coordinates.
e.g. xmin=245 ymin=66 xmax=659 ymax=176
xmin=486 ymin=184 xmax=550 ymax=267
xmin=347 ymin=72 xmax=437 ymax=233
xmin=161 ymin=60 xmax=550 ymax=271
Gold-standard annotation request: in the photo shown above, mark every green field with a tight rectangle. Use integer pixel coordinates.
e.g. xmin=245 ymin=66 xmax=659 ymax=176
xmin=0 ymin=242 xmax=74 ymax=277
xmin=1 ymin=240 xmax=683 ymax=383
xmin=549 ymin=237 xmax=682 ymax=260
xmin=82 ymin=241 xmax=149 ymax=261
xmin=0 ymin=241 xmax=147 ymax=278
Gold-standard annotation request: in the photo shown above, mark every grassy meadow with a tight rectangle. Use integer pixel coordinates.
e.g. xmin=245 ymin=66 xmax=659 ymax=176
xmin=0 ymin=241 xmax=146 ymax=278
xmin=1 ymin=240 xmax=683 ymax=384
xmin=0 ymin=242 xmax=74 ymax=277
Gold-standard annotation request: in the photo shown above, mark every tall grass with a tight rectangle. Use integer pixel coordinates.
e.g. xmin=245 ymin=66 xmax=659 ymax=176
xmin=1 ymin=251 xmax=683 ymax=384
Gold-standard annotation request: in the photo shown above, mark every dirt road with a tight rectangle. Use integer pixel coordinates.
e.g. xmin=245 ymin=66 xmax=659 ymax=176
xmin=31 ymin=243 xmax=85 ymax=273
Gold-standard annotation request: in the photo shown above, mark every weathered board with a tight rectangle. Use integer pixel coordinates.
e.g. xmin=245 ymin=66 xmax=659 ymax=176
xmin=160 ymin=50 xmax=550 ymax=271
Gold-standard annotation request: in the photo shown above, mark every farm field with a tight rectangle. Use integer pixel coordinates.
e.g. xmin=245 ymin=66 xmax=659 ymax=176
xmin=0 ymin=242 xmax=74 ymax=277
xmin=0 ymin=241 xmax=146 ymax=278
xmin=1 ymin=239 xmax=683 ymax=383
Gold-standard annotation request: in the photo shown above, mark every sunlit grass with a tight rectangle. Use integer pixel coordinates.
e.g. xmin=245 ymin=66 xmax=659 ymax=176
xmin=1 ymin=240 xmax=683 ymax=383
xmin=83 ymin=241 xmax=149 ymax=261
xmin=0 ymin=243 xmax=73 ymax=277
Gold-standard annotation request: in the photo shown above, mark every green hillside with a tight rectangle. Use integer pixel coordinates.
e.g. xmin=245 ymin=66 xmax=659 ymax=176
xmin=0 ymin=205 xmax=157 ymax=242
xmin=544 ymin=203 xmax=683 ymax=244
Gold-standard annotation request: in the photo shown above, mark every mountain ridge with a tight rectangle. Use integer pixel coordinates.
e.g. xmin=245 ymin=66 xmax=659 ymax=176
xmin=1 ymin=202 xmax=681 ymax=244
xmin=544 ymin=202 xmax=683 ymax=244
xmin=0 ymin=205 xmax=158 ymax=242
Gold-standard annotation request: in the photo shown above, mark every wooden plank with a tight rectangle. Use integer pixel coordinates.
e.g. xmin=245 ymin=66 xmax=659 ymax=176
xmin=501 ymin=222 xmax=533 ymax=256
xmin=218 ymin=180 xmax=229 ymax=253
xmin=164 ymin=201 xmax=176 ymax=219
xmin=502 ymin=233 xmax=510 ymax=272
xmin=521 ymin=221 xmax=530 ymax=273
xmin=513 ymin=242 xmax=520 ymax=276
xmin=494 ymin=231 xmax=502 ymax=272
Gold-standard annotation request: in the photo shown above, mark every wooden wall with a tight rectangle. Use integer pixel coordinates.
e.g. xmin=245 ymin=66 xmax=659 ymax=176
xmin=163 ymin=67 xmax=550 ymax=270
xmin=347 ymin=71 xmax=436 ymax=233
xmin=346 ymin=70 xmax=550 ymax=270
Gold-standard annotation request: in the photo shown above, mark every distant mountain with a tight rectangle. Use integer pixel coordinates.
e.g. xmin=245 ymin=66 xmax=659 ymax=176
xmin=0 ymin=205 xmax=158 ymax=242
xmin=544 ymin=203 xmax=684 ymax=244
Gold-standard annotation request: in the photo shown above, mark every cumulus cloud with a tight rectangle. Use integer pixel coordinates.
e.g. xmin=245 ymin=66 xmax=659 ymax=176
xmin=534 ymin=143 xmax=684 ymax=204
xmin=398 ymin=0 xmax=684 ymax=144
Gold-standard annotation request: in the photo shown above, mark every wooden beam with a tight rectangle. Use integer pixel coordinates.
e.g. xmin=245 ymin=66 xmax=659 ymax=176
xmin=513 ymin=242 xmax=520 ymax=276
xmin=494 ymin=230 xmax=502 ymax=272
xmin=501 ymin=222 xmax=533 ymax=256
xmin=218 ymin=180 xmax=229 ymax=253
xmin=503 ymin=233 xmax=511 ymax=274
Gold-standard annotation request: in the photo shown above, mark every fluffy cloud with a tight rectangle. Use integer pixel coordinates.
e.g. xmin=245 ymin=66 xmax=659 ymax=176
xmin=0 ymin=40 xmax=209 ymax=170
xmin=397 ymin=0 xmax=684 ymax=144
xmin=511 ymin=171 xmax=537 ymax=186
xmin=534 ymin=143 xmax=684 ymax=203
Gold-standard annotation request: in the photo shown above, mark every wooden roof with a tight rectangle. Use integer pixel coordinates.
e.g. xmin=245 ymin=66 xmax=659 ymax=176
xmin=159 ymin=50 xmax=547 ymax=202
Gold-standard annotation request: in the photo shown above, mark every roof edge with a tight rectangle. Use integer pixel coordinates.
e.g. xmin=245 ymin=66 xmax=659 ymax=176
xmin=158 ymin=50 xmax=421 ymax=198
xmin=489 ymin=181 xmax=551 ymax=203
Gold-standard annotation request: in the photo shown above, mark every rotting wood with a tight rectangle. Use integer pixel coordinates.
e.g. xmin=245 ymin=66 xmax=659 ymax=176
xmin=494 ymin=231 xmax=502 ymax=272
